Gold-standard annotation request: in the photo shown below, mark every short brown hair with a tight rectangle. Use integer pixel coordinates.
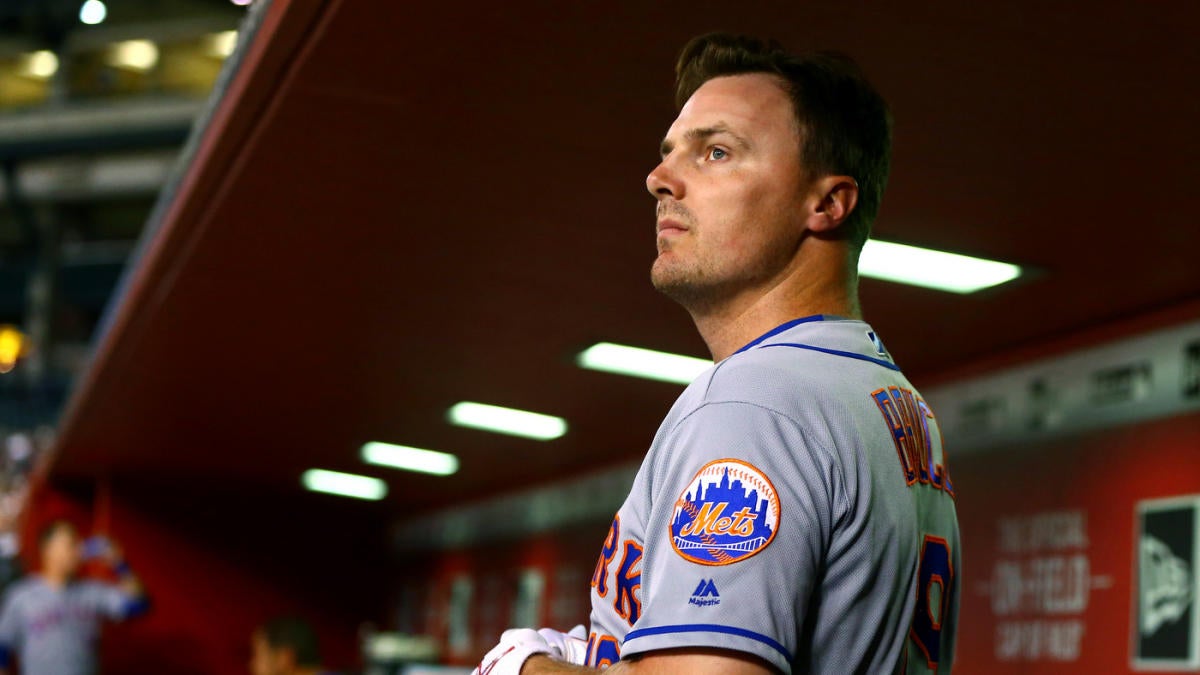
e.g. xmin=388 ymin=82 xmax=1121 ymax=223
xmin=38 ymin=519 xmax=77 ymax=548
xmin=675 ymin=33 xmax=892 ymax=254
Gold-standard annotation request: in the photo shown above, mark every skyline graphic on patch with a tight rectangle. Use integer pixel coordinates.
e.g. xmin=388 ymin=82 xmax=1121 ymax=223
xmin=671 ymin=458 xmax=780 ymax=566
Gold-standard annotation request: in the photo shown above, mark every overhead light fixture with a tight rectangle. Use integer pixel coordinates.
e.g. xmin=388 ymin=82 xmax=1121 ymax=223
xmin=362 ymin=442 xmax=459 ymax=477
xmin=108 ymin=40 xmax=159 ymax=72
xmin=230 ymin=0 xmax=253 ymax=6
xmin=447 ymin=402 xmax=567 ymax=441
xmin=302 ymin=469 xmax=387 ymax=500
xmin=577 ymin=342 xmax=711 ymax=385
xmin=858 ymin=239 xmax=1022 ymax=294
xmin=79 ymin=0 xmax=107 ymax=25
xmin=20 ymin=51 xmax=59 ymax=79
xmin=207 ymin=30 xmax=238 ymax=58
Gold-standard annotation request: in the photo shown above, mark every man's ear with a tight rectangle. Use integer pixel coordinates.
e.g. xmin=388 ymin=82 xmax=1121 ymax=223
xmin=805 ymin=175 xmax=859 ymax=234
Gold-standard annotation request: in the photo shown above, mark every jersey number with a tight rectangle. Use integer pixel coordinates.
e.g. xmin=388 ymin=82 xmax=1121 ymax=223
xmin=911 ymin=535 xmax=953 ymax=672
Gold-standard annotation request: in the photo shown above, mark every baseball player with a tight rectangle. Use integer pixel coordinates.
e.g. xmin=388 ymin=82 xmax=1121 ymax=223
xmin=476 ymin=33 xmax=960 ymax=674
xmin=0 ymin=520 xmax=148 ymax=675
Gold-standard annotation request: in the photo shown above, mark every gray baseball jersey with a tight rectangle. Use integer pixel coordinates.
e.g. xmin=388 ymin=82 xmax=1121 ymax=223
xmin=0 ymin=576 xmax=136 ymax=675
xmin=587 ymin=316 xmax=960 ymax=674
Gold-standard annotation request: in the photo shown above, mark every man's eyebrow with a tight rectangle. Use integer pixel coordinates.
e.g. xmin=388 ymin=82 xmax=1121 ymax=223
xmin=659 ymin=123 xmax=751 ymax=158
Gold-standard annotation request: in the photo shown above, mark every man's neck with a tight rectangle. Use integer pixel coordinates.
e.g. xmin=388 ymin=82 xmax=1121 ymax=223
xmin=40 ymin=571 xmax=70 ymax=589
xmin=689 ymin=250 xmax=860 ymax=362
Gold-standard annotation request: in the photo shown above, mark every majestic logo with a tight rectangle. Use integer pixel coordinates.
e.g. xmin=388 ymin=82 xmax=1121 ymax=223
xmin=867 ymin=330 xmax=889 ymax=356
xmin=671 ymin=458 xmax=780 ymax=566
xmin=689 ymin=578 xmax=720 ymax=607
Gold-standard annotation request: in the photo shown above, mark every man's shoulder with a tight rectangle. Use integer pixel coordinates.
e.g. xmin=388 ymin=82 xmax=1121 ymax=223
xmin=657 ymin=351 xmax=834 ymax=450
xmin=701 ymin=345 xmax=844 ymax=409
xmin=1 ymin=577 xmax=45 ymax=605
xmin=681 ymin=330 xmax=913 ymax=462
xmin=706 ymin=320 xmax=902 ymax=401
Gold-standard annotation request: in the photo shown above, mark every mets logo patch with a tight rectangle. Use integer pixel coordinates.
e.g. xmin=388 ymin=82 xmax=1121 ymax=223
xmin=671 ymin=458 xmax=780 ymax=566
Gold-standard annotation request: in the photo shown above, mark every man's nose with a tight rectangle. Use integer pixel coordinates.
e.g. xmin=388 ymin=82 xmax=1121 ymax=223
xmin=646 ymin=159 xmax=684 ymax=200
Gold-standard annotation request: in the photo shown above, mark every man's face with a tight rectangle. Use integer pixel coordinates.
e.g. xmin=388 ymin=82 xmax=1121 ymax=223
xmin=648 ymin=73 xmax=809 ymax=308
xmin=249 ymin=630 xmax=287 ymax=675
xmin=41 ymin=525 xmax=82 ymax=577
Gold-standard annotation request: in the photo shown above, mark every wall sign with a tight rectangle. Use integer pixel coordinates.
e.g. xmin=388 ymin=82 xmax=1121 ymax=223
xmin=985 ymin=509 xmax=1113 ymax=664
xmin=1134 ymin=496 xmax=1200 ymax=670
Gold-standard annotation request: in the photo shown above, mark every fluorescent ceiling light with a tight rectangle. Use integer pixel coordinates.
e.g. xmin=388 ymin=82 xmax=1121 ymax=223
xmin=858 ymin=239 xmax=1022 ymax=294
xmin=79 ymin=0 xmax=107 ymax=25
xmin=577 ymin=342 xmax=711 ymax=385
xmin=208 ymin=30 xmax=238 ymax=58
xmin=302 ymin=469 xmax=386 ymax=501
xmin=21 ymin=51 xmax=59 ymax=79
xmin=448 ymin=402 xmax=567 ymax=440
xmin=362 ymin=442 xmax=459 ymax=476
xmin=108 ymin=40 xmax=159 ymax=72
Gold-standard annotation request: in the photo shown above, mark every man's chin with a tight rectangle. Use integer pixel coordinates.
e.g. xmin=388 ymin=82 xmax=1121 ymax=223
xmin=651 ymin=264 xmax=701 ymax=304
xmin=649 ymin=259 xmax=680 ymax=294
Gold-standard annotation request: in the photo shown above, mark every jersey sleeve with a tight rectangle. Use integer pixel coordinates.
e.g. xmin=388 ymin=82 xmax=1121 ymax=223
xmin=619 ymin=400 xmax=843 ymax=673
xmin=83 ymin=582 xmax=135 ymax=620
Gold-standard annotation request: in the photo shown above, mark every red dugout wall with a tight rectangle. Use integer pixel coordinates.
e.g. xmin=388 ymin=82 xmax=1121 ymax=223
xmin=952 ymin=410 xmax=1200 ymax=674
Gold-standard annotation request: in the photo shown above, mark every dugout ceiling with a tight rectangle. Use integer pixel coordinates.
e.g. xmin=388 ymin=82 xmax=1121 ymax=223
xmin=45 ymin=0 xmax=1200 ymax=513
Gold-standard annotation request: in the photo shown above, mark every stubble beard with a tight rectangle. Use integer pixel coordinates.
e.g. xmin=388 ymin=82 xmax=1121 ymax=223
xmin=651 ymin=243 xmax=729 ymax=313
xmin=651 ymin=229 xmax=801 ymax=316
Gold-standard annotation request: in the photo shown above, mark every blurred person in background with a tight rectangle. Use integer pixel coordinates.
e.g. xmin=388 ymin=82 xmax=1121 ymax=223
xmin=251 ymin=616 xmax=339 ymax=675
xmin=0 ymin=520 xmax=148 ymax=675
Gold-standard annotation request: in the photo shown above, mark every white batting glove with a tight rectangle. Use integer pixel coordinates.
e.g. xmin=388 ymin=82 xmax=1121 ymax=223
xmin=536 ymin=624 xmax=589 ymax=665
xmin=472 ymin=628 xmax=556 ymax=675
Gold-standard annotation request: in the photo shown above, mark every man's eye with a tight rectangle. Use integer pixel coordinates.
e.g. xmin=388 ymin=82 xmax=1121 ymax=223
xmin=707 ymin=147 xmax=728 ymax=161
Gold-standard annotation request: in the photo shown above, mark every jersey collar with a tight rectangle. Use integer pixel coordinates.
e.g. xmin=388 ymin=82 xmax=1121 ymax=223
xmin=733 ymin=315 xmax=831 ymax=355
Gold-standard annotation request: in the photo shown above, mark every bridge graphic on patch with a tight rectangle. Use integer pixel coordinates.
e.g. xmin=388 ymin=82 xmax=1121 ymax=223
xmin=674 ymin=536 xmax=770 ymax=552
xmin=670 ymin=458 xmax=781 ymax=566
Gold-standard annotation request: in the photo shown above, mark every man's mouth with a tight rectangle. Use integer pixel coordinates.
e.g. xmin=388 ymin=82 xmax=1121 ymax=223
xmin=656 ymin=218 xmax=689 ymax=235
